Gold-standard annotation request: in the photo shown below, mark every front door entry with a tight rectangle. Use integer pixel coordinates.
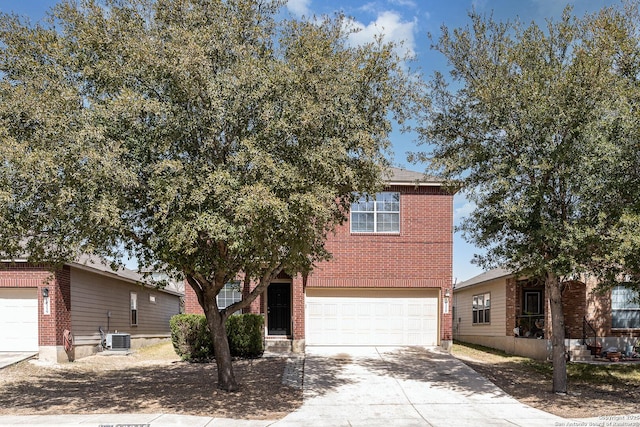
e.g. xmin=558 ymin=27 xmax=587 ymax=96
xmin=267 ymin=283 xmax=291 ymax=336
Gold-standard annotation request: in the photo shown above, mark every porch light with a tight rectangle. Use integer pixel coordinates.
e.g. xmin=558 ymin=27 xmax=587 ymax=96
xmin=42 ymin=287 xmax=51 ymax=315
xmin=445 ymin=289 xmax=450 ymax=298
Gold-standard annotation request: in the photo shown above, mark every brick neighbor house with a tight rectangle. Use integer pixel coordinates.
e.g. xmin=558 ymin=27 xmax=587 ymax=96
xmin=453 ymin=269 xmax=640 ymax=360
xmin=0 ymin=255 xmax=181 ymax=362
xmin=185 ymin=167 xmax=456 ymax=352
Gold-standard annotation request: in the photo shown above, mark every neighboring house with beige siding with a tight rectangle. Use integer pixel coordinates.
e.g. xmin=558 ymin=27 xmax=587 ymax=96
xmin=454 ymin=271 xmax=507 ymax=343
xmin=453 ymin=268 xmax=550 ymax=360
xmin=454 ymin=269 xmax=640 ymax=361
xmin=0 ymin=255 xmax=181 ymax=362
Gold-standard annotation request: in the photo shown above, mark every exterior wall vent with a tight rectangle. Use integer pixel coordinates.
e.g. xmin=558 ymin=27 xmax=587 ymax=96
xmin=106 ymin=333 xmax=131 ymax=350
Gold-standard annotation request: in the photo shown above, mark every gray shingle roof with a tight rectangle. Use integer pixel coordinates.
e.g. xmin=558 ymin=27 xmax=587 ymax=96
xmin=385 ymin=167 xmax=444 ymax=186
xmin=4 ymin=253 xmax=182 ymax=296
xmin=70 ymin=254 xmax=183 ymax=296
xmin=454 ymin=268 xmax=512 ymax=290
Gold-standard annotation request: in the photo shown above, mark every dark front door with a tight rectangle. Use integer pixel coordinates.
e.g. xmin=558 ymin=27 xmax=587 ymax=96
xmin=267 ymin=283 xmax=291 ymax=336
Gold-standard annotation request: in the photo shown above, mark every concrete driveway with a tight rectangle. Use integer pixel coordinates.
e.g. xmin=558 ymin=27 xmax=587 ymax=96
xmin=0 ymin=352 xmax=36 ymax=369
xmin=0 ymin=346 xmax=573 ymax=427
xmin=273 ymin=346 xmax=564 ymax=427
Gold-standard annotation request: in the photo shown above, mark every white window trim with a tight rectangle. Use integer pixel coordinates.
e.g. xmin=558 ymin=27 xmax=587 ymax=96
xmin=472 ymin=292 xmax=491 ymax=325
xmin=350 ymin=192 xmax=400 ymax=234
xmin=130 ymin=292 xmax=138 ymax=326
xmin=217 ymin=281 xmax=242 ymax=314
xmin=611 ymin=286 xmax=640 ymax=330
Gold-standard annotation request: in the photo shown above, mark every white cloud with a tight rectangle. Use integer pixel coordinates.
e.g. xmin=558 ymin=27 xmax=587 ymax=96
xmin=345 ymin=10 xmax=417 ymax=58
xmin=454 ymin=199 xmax=476 ymax=224
xmin=287 ymin=0 xmax=311 ymax=17
xmin=389 ymin=0 xmax=418 ymax=8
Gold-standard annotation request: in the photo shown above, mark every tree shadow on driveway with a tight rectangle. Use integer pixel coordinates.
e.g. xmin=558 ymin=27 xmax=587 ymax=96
xmin=0 ymin=358 xmax=301 ymax=419
xmin=302 ymin=352 xmax=356 ymax=399
xmin=357 ymin=347 xmax=512 ymax=398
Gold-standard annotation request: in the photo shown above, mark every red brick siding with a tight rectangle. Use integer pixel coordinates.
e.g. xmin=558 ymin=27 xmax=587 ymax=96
xmin=586 ymin=281 xmax=640 ymax=339
xmin=42 ymin=266 xmax=72 ymax=346
xmin=183 ymin=185 xmax=456 ymax=344
xmin=0 ymin=263 xmax=71 ymax=346
xmin=513 ymin=278 xmax=594 ymax=340
xmin=292 ymin=275 xmax=305 ymax=339
xmin=308 ymin=185 xmax=454 ymax=342
xmin=309 ymin=187 xmax=453 ymax=287
xmin=562 ymin=281 xmax=586 ymax=339
xmin=184 ymin=283 xmax=204 ymax=315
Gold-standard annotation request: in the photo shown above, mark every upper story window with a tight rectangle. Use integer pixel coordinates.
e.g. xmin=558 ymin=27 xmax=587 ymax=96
xmin=611 ymin=286 xmax=640 ymax=329
xmin=350 ymin=192 xmax=400 ymax=233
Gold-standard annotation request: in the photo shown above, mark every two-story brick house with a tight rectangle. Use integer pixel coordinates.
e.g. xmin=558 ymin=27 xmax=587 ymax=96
xmin=185 ymin=167 xmax=455 ymax=352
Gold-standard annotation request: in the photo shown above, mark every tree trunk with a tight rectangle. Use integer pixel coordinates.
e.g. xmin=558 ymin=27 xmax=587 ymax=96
xmin=203 ymin=291 xmax=238 ymax=392
xmin=546 ymin=271 xmax=567 ymax=394
xmin=185 ymin=268 xmax=283 ymax=393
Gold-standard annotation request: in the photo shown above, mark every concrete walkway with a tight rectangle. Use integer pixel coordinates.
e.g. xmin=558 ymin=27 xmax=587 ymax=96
xmin=0 ymin=346 xmax=631 ymax=426
xmin=0 ymin=352 xmax=37 ymax=370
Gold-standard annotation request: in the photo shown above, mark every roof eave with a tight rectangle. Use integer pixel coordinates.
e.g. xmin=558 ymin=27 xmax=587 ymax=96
xmin=385 ymin=181 xmax=444 ymax=187
xmin=1 ymin=258 xmax=183 ymax=297
xmin=69 ymin=262 xmax=184 ymax=296
xmin=454 ymin=269 xmax=514 ymax=290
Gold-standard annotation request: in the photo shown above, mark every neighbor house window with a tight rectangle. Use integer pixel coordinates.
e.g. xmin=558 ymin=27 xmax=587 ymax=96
xmin=473 ymin=293 xmax=491 ymax=324
xmin=611 ymin=286 xmax=640 ymax=329
xmin=351 ymin=192 xmax=400 ymax=233
xmin=130 ymin=292 xmax=138 ymax=326
xmin=217 ymin=281 xmax=242 ymax=313
xmin=524 ymin=291 xmax=542 ymax=315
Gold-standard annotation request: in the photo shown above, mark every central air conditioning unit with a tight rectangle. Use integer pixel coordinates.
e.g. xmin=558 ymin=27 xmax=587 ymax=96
xmin=105 ymin=333 xmax=131 ymax=350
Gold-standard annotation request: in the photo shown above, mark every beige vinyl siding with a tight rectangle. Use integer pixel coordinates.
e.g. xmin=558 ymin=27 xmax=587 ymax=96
xmin=70 ymin=268 xmax=180 ymax=344
xmin=454 ymin=279 xmax=506 ymax=337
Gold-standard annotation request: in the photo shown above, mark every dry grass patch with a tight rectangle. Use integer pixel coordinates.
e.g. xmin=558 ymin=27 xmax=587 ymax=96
xmin=0 ymin=341 xmax=301 ymax=419
xmin=453 ymin=341 xmax=640 ymax=419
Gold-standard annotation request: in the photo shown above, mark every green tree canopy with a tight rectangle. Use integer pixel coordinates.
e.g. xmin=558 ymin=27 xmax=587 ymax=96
xmin=0 ymin=0 xmax=425 ymax=390
xmin=417 ymin=3 xmax=640 ymax=392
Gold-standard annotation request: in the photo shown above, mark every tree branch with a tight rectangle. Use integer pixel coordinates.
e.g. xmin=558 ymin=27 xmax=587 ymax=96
xmin=223 ymin=262 xmax=284 ymax=317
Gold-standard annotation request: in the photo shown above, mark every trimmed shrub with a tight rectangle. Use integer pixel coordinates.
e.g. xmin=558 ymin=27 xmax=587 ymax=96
xmin=226 ymin=314 xmax=265 ymax=358
xmin=170 ymin=314 xmax=213 ymax=361
xmin=170 ymin=313 xmax=265 ymax=360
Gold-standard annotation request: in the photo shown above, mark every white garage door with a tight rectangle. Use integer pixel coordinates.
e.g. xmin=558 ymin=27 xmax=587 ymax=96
xmin=0 ymin=288 xmax=38 ymax=352
xmin=306 ymin=288 xmax=439 ymax=346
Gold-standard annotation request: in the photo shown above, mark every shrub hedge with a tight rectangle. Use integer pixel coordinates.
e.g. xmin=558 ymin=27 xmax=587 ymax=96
xmin=169 ymin=314 xmax=212 ymax=361
xmin=170 ymin=313 xmax=264 ymax=361
xmin=226 ymin=313 xmax=265 ymax=358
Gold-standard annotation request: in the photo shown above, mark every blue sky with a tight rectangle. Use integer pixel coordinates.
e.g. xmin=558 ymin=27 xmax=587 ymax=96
xmin=1 ymin=0 xmax=620 ymax=281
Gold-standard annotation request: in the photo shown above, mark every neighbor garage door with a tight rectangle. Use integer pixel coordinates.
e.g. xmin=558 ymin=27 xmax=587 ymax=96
xmin=0 ymin=288 xmax=38 ymax=352
xmin=306 ymin=288 xmax=439 ymax=346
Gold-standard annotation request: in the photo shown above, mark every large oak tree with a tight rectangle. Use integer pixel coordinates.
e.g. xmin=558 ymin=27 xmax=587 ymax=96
xmin=0 ymin=0 xmax=424 ymax=391
xmin=417 ymin=3 xmax=640 ymax=393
